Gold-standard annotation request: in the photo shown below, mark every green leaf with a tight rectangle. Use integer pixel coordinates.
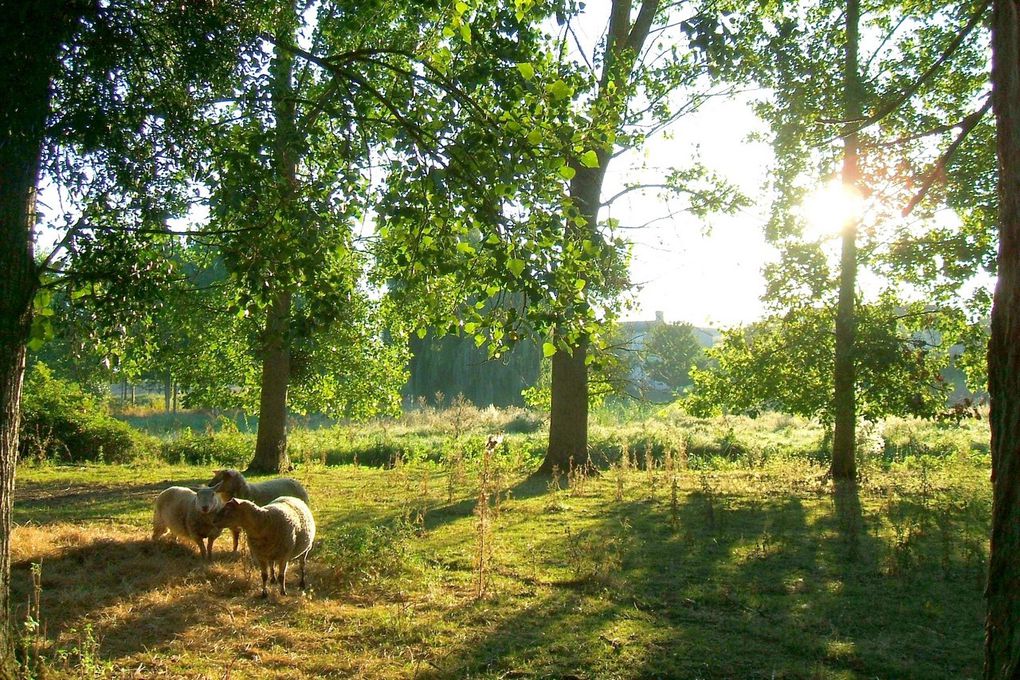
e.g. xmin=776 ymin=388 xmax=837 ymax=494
xmin=542 ymin=342 xmax=557 ymax=358
xmin=507 ymin=258 xmax=526 ymax=277
xmin=416 ymin=327 xmax=428 ymax=339
xmin=517 ymin=62 xmax=535 ymax=80
xmin=558 ymin=164 xmax=576 ymax=180
xmin=574 ymin=278 xmax=586 ymax=291
xmin=526 ymin=129 xmax=542 ymax=146
xmin=546 ymin=79 xmax=573 ymax=100
xmin=459 ymin=23 xmax=471 ymax=44
xmin=579 ymin=150 xmax=599 ymax=168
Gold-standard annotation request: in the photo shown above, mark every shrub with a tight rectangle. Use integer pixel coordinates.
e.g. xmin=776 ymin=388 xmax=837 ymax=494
xmin=19 ymin=363 xmax=152 ymax=463
xmin=158 ymin=419 xmax=253 ymax=467
xmin=318 ymin=520 xmax=420 ymax=589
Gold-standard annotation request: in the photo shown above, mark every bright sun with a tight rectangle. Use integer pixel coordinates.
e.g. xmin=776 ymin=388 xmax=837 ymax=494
xmin=799 ymin=179 xmax=864 ymax=242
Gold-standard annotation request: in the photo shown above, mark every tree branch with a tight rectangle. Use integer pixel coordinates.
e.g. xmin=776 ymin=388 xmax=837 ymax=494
xmin=902 ymin=95 xmax=992 ymax=216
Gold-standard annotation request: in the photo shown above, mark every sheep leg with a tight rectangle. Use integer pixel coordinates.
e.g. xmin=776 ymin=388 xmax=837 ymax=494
xmin=152 ymin=523 xmax=166 ymax=541
xmin=231 ymin=527 xmax=240 ymax=553
xmin=195 ymin=537 xmax=208 ymax=560
xmin=278 ymin=561 xmax=288 ymax=595
xmin=206 ymin=536 xmax=215 ymax=561
xmin=260 ymin=562 xmax=270 ymax=598
xmin=299 ymin=554 xmax=307 ymax=590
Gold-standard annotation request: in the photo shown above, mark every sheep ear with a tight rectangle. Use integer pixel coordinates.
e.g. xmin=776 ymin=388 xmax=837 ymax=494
xmin=225 ymin=470 xmax=237 ymax=479
xmin=211 ymin=481 xmax=223 ymax=491
xmin=225 ymin=498 xmax=239 ymax=508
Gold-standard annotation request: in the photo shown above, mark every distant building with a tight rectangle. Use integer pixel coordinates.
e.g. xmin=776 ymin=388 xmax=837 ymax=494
xmin=403 ymin=311 xmax=719 ymax=408
xmin=402 ymin=332 xmax=541 ymax=408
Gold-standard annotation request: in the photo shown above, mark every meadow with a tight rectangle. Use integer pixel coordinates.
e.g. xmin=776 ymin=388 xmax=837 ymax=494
xmin=10 ymin=405 xmax=992 ymax=679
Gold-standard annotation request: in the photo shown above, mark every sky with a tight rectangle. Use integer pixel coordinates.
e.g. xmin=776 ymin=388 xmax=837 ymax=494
xmin=605 ymin=97 xmax=775 ymax=329
xmin=561 ymin=5 xmax=777 ymax=330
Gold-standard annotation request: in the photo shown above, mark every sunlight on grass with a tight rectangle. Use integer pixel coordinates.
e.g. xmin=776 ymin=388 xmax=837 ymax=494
xmin=8 ymin=409 xmax=992 ymax=678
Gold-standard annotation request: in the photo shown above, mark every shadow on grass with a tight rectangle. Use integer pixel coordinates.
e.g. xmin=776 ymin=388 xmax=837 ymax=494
xmin=14 ymin=478 xmax=210 ymax=524
xmin=424 ymin=472 xmax=553 ymax=531
xmin=425 ymin=478 xmax=984 ymax=679
xmin=9 ymin=532 xmax=238 ymax=658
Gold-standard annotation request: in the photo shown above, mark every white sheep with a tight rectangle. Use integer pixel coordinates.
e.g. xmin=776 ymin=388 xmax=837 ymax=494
xmin=207 ymin=469 xmax=310 ymax=553
xmin=212 ymin=496 xmax=315 ymax=597
xmin=152 ymin=486 xmax=224 ymax=561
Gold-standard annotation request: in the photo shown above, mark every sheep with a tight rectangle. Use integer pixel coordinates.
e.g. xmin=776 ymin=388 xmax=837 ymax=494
xmin=152 ymin=486 xmax=224 ymax=561
xmin=207 ymin=469 xmax=310 ymax=553
xmin=212 ymin=496 xmax=315 ymax=597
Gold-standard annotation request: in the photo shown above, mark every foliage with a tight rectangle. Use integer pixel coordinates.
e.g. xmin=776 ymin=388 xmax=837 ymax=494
xmin=157 ymin=422 xmax=254 ymax=468
xmin=318 ymin=520 xmax=422 ymax=590
xmin=640 ymin=321 xmax=706 ymax=396
xmin=18 ymin=364 xmax=152 ymax=463
xmin=686 ymin=298 xmax=954 ymax=424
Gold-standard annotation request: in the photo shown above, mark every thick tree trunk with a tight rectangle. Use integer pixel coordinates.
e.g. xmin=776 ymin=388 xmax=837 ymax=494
xmin=542 ymin=337 xmax=589 ymax=473
xmin=540 ymin=0 xmax=660 ymax=474
xmin=985 ymin=1 xmax=1020 ymax=676
xmin=249 ymin=4 xmax=298 ymax=474
xmin=250 ymin=291 xmax=292 ymax=473
xmin=830 ymin=0 xmax=862 ymax=481
xmin=542 ymin=165 xmax=601 ymax=473
xmin=0 ymin=3 xmax=79 ymax=673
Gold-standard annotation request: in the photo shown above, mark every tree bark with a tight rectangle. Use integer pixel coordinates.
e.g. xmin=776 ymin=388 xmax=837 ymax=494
xmin=830 ymin=0 xmax=862 ymax=481
xmin=542 ymin=336 xmax=589 ymax=473
xmin=248 ymin=1 xmax=298 ymax=474
xmin=250 ymin=291 xmax=292 ymax=473
xmin=984 ymin=1 xmax=1020 ymax=676
xmin=0 ymin=2 xmax=80 ymax=673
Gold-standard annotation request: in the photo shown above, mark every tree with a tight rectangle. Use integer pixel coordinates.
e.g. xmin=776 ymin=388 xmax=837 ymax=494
xmin=201 ymin=0 xmax=583 ymax=472
xmin=539 ymin=0 xmax=761 ymax=471
xmin=641 ymin=321 xmax=705 ymax=397
xmin=729 ymin=0 xmax=992 ymax=476
xmin=686 ymin=298 xmax=953 ymax=423
xmin=0 ymin=1 xmax=258 ymax=671
xmin=983 ymin=0 xmax=1020 ymax=675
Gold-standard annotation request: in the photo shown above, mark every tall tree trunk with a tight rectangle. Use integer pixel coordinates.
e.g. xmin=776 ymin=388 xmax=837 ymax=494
xmin=540 ymin=0 xmax=660 ymax=474
xmin=985 ymin=1 xmax=1020 ymax=676
xmin=543 ymin=165 xmax=601 ymax=473
xmin=0 ymin=3 xmax=79 ymax=673
xmin=831 ymin=0 xmax=862 ymax=481
xmin=164 ymin=372 xmax=172 ymax=412
xmin=248 ymin=1 xmax=298 ymax=474
xmin=542 ymin=336 xmax=589 ymax=473
xmin=250 ymin=291 xmax=292 ymax=473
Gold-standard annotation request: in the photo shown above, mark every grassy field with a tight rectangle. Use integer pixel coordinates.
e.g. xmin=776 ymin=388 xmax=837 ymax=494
xmin=9 ymin=409 xmax=992 ymax=679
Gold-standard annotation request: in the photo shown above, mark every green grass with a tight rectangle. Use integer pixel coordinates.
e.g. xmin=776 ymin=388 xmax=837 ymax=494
xmin=10 ymin=415 xmax=991 ymax=679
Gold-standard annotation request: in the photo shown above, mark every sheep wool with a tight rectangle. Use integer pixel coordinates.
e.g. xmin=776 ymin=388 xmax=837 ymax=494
xmin=152 ymin=486 xmax=224 ymax=561
xmin=213 ymin=496 xmax=315 ymax=597
xmin=207 ymin=469 xmax=310 ymax=553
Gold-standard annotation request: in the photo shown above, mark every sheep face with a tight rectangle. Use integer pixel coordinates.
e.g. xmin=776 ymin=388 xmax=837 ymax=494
xmin=194 ymin=485 xmax=221 ymax=515
xmin=209 ymin=469 xmax=242 ymax=497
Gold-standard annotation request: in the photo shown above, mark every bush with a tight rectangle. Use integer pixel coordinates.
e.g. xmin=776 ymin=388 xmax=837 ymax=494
xmin=318 ymin=520 xmax=420 ymax=589
xmin=158 ymin=419 xmax=254 ymax=467
xmin=19 ymin=364 xmax=152 ymax=463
